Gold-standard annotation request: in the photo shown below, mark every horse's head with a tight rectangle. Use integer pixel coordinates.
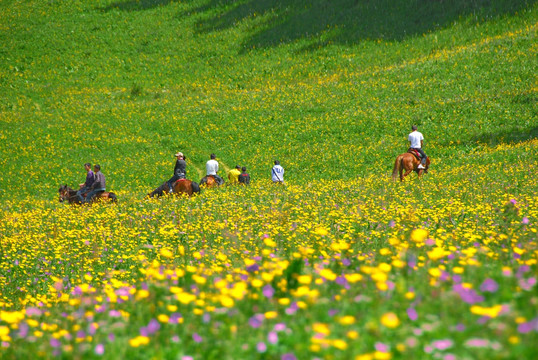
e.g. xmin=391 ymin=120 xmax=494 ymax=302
xmin=58 ymin=184 xmax=70 ymax=203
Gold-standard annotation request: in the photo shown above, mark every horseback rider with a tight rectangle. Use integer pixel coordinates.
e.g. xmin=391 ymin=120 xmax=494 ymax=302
xmin=167 ymin=152 xmax=187 ymax=193
xmin=76 ymin=163 xmax=95 ymax=203
xmin=200 ymin=153 xmax=224 ymax=185
xmin=408 ymin=125 xmax=427 ymax=169
xmin=271 ymin=160 xmax=284 ymax=183
xmin=238 ymin=166 xmax=250 ymax=185
xmin=228 ymin=165 xmax=241 ymax=185
xmin=84 ymin=164 xmax=106 ymax=203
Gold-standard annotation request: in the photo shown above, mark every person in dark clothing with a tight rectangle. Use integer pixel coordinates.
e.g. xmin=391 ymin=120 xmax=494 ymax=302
xmin=84 ymin=164 xmax=106 ymax=203
xmin=167 ymin=152 xmax=187 ymax=192
xmin=76 ymin=163 xmax=95 ymax=203
xmin=238 ymin=166 xmax=250 ymax=185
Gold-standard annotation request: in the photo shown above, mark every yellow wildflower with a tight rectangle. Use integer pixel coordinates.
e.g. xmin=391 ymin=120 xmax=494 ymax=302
xmin=380 ymin=312 xmax=400 ymax=328
xmin=470 ymin=305 xmax=503 ymax=318
xmin=410 ymin=229 xmax=428 ymax=243
xmin=338 ymin=316 xmax=355 ymax=325
xmin=312 ymin=323 xmax=330 ymax=335
xmin=159 ymin=247 xmax=174 ymax=258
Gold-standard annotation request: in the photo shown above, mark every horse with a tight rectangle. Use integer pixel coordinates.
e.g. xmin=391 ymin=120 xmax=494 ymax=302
xmin=59 ymin=185 xmax=117 ymax=204
xmin=392 ymin=151 xmax=430 ymax=182
xmin=147 ymin=179 xmax=200 ymax=198
xmin=200 ymin=175 xmax=220 ymax=188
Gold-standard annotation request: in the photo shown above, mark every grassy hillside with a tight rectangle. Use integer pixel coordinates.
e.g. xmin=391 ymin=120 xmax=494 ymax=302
xmin=0 ymin=0 xmax=536 ymax=198
xmin=0 ymin=1 xmax=537 ymax=359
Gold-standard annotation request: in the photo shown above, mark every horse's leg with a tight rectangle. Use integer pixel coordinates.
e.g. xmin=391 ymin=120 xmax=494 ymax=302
xmin=102 ymin=192 xmax=116 ymax=202
xmin=402 ymin=159 xmax=414 ymax=181
xmin=402 ymin=169 xmax=413 ymax=180
xmin=149 ymin=183 xmax=166 ymax=198
xmin=413 ymin=159 xmax=423 ymax=177
xmin=172 ymin=182 xmax=181 ymax=195
xmin=104 ymin=192 xmax=117 ymax=203
xmin=186 ymin=183 xmax=193 ymax=196
xmin=148 ymin=188 xmax=157 ymax=198
xmin=176 ymin=183 xmax=191 ymax=197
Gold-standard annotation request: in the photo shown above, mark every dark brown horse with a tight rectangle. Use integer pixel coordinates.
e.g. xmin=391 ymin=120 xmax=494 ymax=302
xmin=147 ymin=179 xmax=200 ymax=198
xmin=392 ymin=152 xmax=430 ymax=181
xmin=59 ymin=185 xmax=117 ymax=204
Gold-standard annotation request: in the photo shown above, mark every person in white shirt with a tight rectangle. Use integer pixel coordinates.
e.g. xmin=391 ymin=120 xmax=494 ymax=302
xmin=408 ymin=125 xmax=427 ymax=169
xmin=201 ymin=153 xmax=224 ymax=185
xmin=271 ymin=160 xmax=284 ymax=183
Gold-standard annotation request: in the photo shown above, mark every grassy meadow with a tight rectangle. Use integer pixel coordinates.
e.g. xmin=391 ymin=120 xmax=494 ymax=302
xmin=0 ymin=0 xmax=537 ymax=359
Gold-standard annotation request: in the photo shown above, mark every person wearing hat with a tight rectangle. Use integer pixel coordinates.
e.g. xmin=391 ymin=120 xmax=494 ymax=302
xmin=238 ymin=166 xmax=250 ymax=185
xmin=167 ymin=152 xmax=187 ymax=192
xmin=408 ymin=125 xmax=427 ymax=169
xmin=228 ymin=165 xmax=241 ymax=185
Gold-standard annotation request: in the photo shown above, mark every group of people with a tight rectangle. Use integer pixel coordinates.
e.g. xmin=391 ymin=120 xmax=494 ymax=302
xmin=76 ymin=125 xmax=427 ymax=197
xmin=76 ymin=154 xmax=284 ymax=200
xmin=76 ymin=163 xmax=107 ymax=203
xmin=227 ymin=165 xmax=251 ymax=185
xmin=171 ymin=152 xmax=285 ymax=189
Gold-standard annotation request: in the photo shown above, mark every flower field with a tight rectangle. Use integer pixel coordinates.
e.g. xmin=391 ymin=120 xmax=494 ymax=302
xmin=1 ymin=158 xmax=537 ymax=359
xmin=1 ymin=0 xmax=537 ymax=359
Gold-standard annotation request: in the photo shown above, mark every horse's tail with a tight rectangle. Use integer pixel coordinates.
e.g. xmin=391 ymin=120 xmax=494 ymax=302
xmin=108 ymin=192 xmax=118 ymax=203
xmin=392 ymin=155 xmax=403 ymax=181
xmin=191 ymin=181 xmax=200 ymax=194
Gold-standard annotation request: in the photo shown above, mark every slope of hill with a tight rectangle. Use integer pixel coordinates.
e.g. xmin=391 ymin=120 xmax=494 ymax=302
xmin=0 ymin=0 xmax=536 ymax=197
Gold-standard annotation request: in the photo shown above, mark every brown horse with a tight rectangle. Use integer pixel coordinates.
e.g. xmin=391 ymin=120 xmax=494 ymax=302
xmin=392 ymin=152 xmax=430 ymax=181
xmin=147 ymin=179 xmax=200 ymax=198
xmin=199 ymin=175 xmax=221 ymax=188
xmin=204 ymin=176 xmax=217 ymax=188
xmin=59 ymin=185 xmax=117 ymax=204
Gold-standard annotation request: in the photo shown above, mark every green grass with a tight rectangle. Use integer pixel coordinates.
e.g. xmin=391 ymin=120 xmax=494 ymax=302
xmin=0 ymin=0 xmax=536 ymax=198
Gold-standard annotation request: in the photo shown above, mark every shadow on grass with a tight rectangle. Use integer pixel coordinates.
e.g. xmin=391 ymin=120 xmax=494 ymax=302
xmin=97 ymin=0 xmax=534 ymax=48
xmin=99 ymin=0 xmax=172 ymax=12
xmin=472 ymin=126 xmax=538 ymax=147
xmin=471 ymin=91 xmax=538 ymax=146
xmin=186 ymin=0 xmax=534 ymax=49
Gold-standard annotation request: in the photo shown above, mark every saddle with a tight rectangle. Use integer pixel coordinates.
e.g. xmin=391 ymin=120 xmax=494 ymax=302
xmin=175 ymin=178 xmax=188 ymax=183
xmin=408 ymin=148 xmax=422 ymax=161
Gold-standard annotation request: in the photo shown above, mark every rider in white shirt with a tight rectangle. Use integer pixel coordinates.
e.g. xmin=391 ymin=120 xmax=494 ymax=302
xmin=201 ymin=153 xmax=224 ymax=185
xmin=271 ymin=160 xmax=284 ymax=183
xmin=206 ymin=157 xmax=218 ymax=176
xmin=408 ymin=125 xmax=427 ymax=169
